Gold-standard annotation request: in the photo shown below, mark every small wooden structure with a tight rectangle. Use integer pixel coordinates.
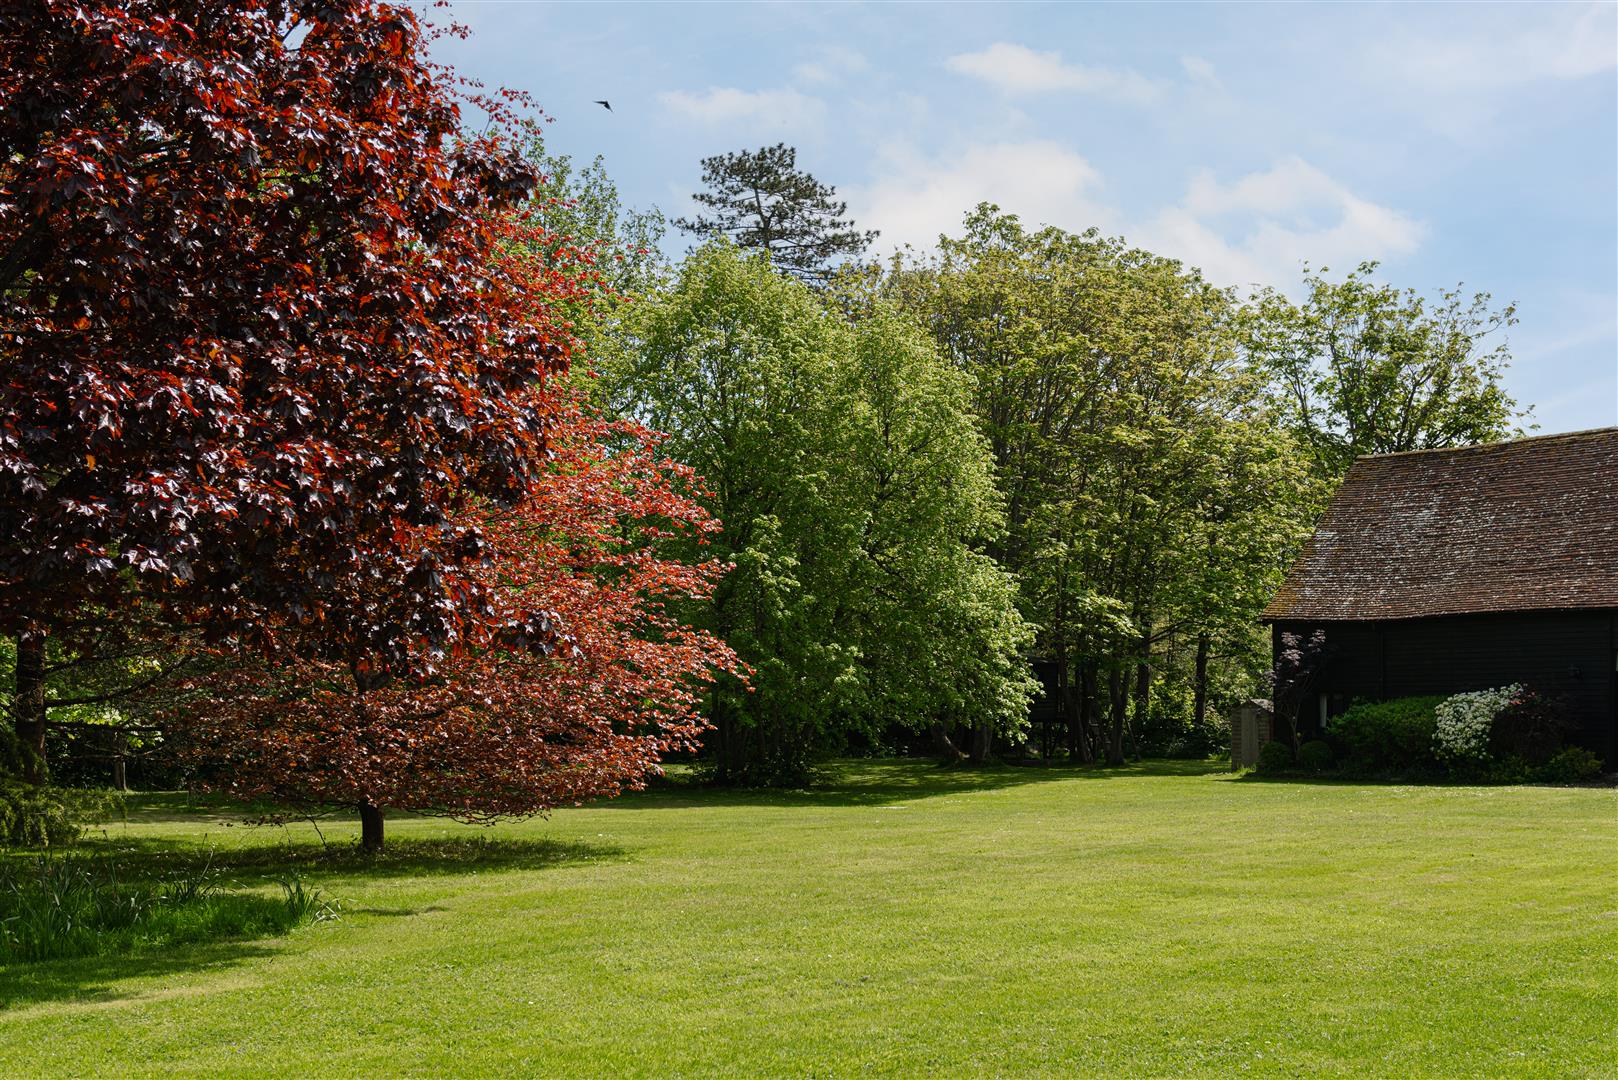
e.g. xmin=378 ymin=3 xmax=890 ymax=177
xmin=1230 ymin=700 xmax=1273 ymax=768
xmin=1263 ymin=428 xmax=1618 ymax=765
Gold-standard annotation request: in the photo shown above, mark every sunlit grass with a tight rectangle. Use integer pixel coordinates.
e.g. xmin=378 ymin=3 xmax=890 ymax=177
xmin=1 ymin=760 xmax=1613 ymax=1077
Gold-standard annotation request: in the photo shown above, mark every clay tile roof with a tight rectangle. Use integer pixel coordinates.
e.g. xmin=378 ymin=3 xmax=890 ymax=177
xmin=1263 ymin=428 xmax=1618 ymax=622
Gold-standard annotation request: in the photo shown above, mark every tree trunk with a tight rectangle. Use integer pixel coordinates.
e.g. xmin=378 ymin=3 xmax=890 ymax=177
xmin=1075 ymin=662 xmax=1097 ymax=764
xmin=931 ymin=720 xmax=967 ymax=763
xmin=14 ymin=625 xmax=47 ymax=784
xmin=1193 ymin=632 xmax=1210 ymax=730
xmin=359 ymin=802 xmax=385 ymax=852
xmin=756 ymin=710 xmax=768 ymax=778
xmin=350 ymin=665 xmax=390 ymax=849
xmin=1132 ymin=638 xmax=1152 ymax=759
xmin=709 ymin=693 xmax=737 ymax=784
xmin=1106 ymin=667 xmax=1127 ymax=766
xmin=1059 ymin=654 xmax=1075 ymax=758
xmin=968 ymin=721 xmax=991 ymax=765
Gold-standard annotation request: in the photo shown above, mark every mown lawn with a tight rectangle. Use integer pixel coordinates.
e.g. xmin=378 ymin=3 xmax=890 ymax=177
xmin=1 ymin=760 xmax=1614 ymax=1077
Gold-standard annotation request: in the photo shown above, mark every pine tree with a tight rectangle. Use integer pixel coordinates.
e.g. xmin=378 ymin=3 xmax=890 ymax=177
xmin=674 ymin=144 xmax=875 ymax=285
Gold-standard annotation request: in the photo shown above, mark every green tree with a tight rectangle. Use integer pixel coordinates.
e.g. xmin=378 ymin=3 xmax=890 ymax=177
xmin=1246 ymin=262 xmax=1524 ymax=477
xmin=889 ymin=206 xmax=1316 ymax=763
xmin=832 ymin=294 xmax=1037 ymax=761
xmin=600 ymin=243 xmax=1032 ymax=782
xmin=674 ymin=144 xmax=876 ymax=286
xmin=519 ymin=135 xmax=668 ymax=301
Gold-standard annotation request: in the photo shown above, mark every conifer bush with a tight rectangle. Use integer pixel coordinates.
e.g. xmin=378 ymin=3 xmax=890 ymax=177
xmin=0 ymin=730 xmax=78 ymax=848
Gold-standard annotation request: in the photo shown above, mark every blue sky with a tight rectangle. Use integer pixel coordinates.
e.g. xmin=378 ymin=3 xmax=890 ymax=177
xmin=424 ymin=1 xmax=1617 ymax=434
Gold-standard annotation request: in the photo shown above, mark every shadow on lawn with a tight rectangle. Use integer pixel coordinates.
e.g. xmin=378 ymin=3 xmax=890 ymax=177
xmin=0 ymin=834 xmax=623 ymax=1010
xmin=98 ymin=759 xmax=1229 ymax=830
xmin=617 ymin=757 xmax=1229 ymax=809
xmin=65 ymin=832 xmax=629 ymax=883
xmin=0 ymin=937 xmax=285 ymax=1012
xmin=1229 ymin=770 xmax=1616 ymax=789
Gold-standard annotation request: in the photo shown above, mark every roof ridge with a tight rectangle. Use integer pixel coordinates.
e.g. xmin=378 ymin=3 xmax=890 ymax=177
xmin=1355 ymin=426 xmax=1618 ymax=463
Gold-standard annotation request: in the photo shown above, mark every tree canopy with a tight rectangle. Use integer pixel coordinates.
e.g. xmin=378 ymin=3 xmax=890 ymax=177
xmin=0 ymin=0 xmax=583 ymax=678
xmin=674 ymin=144 xmax=876 ymax=286
xmin=1245 ymin=262 xmax=1523 ymax=477
xmin=600 ymin=243 xmax=1033 ymax=782
xmin=175 ymin=400 xmax=738 ymax=847
xmin=888 ymin=205 xmax=1319 ymax=763
xmin=0 ymin=0 xmax=737 ymax=844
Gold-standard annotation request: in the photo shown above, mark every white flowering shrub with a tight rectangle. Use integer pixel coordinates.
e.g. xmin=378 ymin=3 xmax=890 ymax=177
xmin=1433 ymin=685 xmax=1523 ymax=761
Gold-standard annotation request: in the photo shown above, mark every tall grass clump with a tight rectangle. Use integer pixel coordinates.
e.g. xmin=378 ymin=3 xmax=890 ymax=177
xmin=0 ymin=854 xmax=338 ymax=964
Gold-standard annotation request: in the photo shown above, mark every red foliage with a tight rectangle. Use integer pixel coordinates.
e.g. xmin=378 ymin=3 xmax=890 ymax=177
xmin=2 ymin=2 xmax=740 ymax=831
xmin=173 ymin=399 xmax=739 ymax=825
xmin=0 ymin=0 xmax=589 ymax=676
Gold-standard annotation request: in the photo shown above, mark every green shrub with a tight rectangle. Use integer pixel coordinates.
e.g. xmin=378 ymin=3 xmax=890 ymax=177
xmin=0 ymin=781 xmax=79 ymax=848
xmin=1531 ymin=746 xmax=1604 ymax=784
xmin=1297 ymin=740 xmax=1334 ymax=773
xmin=1328 ymin=696 xmax=1444 ymax=772
xmin=1483 ymin=755 xmax=1530 ymax=785
xmin=0 ymin=727 xmax=125 ymax=848
xmin=0 ymin=726 xmax=38 ymax=780
xmin=1256 ymin=740 xmax=1293 ymax=774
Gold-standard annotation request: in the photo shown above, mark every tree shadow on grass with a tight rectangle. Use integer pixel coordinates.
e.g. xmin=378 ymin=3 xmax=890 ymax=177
xmin=0 ymin=834 xmax=626 ymax=1011
xmin=615 ymin=757 xmax=1231 ymax=809
xmin=0 ymin=936 xmax=285 ymax=1011
xmin=97 ymin=760 xmax=1230 ymax=829
xmin=1228 ymin=770 xmax=1615 ymax=789
xmin=60 ymin=833 xmax=630 ymax=884
xmin=1229 ymin=771 xmax=1404 ymax=786
xmin=90 ymin=790 xmax=285 ymax=827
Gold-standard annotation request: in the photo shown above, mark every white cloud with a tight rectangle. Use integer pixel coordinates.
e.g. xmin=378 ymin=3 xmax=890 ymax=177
xmin=1140 ymin=158 xmax=1426 ymax=289
xmin=1374 ymin=2 xmax=1615 ymax=92
xmin=794 ymin=46 xmax=869 ymax=86
xmin=1179 ymin=55 xmax=1221 ymax=89
xmin=849 ymin=141 xmax=1113 ymax=253
xmin=657 ymin=86 xmax=826 ymax=131
xmin=851 ymin=143 xmax=1423 ymax=291
xmin=1365 ymin=3 xmax=1616 ymax=140
xmin=945 ymin=43 xmax=1164 ymax=105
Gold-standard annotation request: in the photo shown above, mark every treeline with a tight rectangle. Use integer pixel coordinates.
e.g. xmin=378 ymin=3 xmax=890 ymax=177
xmin=1 ymin=1 xmax=1523 ymax=846
xmin=558 ymin=142 xmax=1522 ymax=781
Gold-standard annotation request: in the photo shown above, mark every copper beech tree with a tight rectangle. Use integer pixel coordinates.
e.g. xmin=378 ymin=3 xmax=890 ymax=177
xmin=0 ymin=0 xmax=734 ymax=838
xmin=176 ymin=403 xmax=739 ymax=849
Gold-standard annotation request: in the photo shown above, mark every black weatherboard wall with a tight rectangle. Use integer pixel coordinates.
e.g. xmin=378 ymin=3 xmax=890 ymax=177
xmin=1273 ymin=611 xmax=1618 ymax=762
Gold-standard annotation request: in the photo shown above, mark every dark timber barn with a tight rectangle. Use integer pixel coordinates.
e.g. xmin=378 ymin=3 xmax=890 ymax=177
xmin=1263 ymin=428 xmax=1618 ymax=765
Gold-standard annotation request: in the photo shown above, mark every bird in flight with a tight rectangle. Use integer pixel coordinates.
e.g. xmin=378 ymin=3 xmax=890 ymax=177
xmin=594 ymin=100 xmax=612 ymax=112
